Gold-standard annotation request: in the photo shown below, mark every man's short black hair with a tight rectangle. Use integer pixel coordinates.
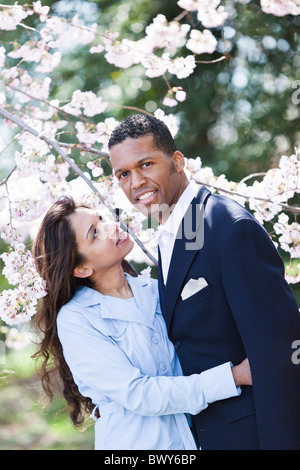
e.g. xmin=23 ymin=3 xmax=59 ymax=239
xmin=108 ymin=114 xmax=177 ymax=157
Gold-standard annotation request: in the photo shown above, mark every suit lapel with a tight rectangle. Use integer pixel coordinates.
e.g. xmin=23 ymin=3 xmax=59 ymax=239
xmin=162 ymin=185 xmax=211 ymax=332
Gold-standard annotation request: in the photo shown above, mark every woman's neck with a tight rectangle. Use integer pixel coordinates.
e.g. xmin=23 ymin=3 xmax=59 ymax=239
xmin=91 ymin=264 xmax=133 ymax=299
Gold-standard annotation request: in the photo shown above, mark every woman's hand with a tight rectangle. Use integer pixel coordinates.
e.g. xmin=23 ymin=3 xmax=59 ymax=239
xmin=231 ymin=358 xmax=252 ymax=386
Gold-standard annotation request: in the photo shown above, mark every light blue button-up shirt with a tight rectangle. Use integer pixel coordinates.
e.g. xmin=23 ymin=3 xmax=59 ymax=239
xmin=57 ymin=274 xmax=239 ymax=450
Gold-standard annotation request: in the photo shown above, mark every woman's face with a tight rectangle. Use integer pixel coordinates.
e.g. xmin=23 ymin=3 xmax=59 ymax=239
xmin=69 ymin=207 xmax=134 ymax=279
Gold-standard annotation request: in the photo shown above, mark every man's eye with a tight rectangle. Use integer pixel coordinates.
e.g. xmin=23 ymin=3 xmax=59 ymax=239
xmin=142 ymin=162 xmax=151 ymax=168
xmin=119 ymin=172 xmax=128 ymax=179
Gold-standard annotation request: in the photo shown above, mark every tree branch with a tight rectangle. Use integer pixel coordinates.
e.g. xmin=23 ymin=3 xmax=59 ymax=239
xmin=195 ymin=55 xmax=227 ymax=64
xmin=5 ymin=83 xmax=90 ymax=123
xmin=58 ymin=142 xmax=111 ymax=167
xmin=192 ymin=177 xmax=300 ymax=214
xmin=0 ymin=107 xmax=158 ymax=266
xmin=0 ymin=164 xmax=17 ymax=187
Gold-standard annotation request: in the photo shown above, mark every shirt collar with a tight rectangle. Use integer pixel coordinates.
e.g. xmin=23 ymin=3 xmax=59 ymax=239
xmin=71 ymin=274 xmax=160 ymax=327
xmin=158 ymin=180 xmax=199 ymax=240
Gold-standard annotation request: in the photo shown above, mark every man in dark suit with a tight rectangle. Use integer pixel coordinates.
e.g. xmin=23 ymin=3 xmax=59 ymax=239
xmin=108 ymin=114 xmax=300 ymax=449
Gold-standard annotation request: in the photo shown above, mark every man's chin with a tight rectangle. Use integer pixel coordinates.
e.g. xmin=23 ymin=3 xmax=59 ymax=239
xmin=133 ymin=201 xmax=172 ymax=221
xmin=133 ymin=202 xmax=153 ymax=218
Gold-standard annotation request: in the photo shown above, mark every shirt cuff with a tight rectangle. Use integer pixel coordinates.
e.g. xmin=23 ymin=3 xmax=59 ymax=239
xmin=200 ymin=361 xmax=241 ymax=404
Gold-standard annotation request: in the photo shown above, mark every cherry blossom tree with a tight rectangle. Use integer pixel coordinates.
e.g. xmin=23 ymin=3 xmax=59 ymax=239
xmin=0 ymin=0 xmax=299 ymax=335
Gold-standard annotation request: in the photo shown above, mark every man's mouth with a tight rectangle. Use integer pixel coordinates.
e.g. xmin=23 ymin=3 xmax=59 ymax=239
xmin=135 ymin=190 xmax=158 ymax=204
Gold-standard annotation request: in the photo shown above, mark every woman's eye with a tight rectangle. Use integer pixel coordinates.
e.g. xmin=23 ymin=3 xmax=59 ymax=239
xmin=93 ymin=228 xmax=98 ymax=239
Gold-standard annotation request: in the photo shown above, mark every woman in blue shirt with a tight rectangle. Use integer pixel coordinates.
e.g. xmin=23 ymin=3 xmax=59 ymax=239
xmin=32 ymin=196 xmax=251 ymax=450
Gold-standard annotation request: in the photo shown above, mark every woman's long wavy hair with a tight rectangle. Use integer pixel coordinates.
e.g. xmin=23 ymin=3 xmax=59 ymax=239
xmin=32 ymin=196 xmax=137 ymax=426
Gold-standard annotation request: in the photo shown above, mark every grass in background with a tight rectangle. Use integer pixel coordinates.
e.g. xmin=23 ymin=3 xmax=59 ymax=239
xmin=0 ymin=344 xmax=94 ymax=450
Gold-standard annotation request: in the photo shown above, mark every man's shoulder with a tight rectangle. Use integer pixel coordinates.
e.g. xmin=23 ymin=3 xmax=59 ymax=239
xmin=193 ymin=183 xmax=250 ymax=218
xmin=194 ymin=189 xmax=258 ymax=241
xmin=205 ymin=190 xmax=254 ymax=224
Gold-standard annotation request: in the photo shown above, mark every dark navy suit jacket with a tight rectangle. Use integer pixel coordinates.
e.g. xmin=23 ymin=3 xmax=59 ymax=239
xmin=158 ymin=185 xmax=300 ymax=450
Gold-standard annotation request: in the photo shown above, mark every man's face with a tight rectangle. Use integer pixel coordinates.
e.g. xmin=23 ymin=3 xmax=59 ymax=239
xmin=110 ymin=135 xmax=187 ymax=222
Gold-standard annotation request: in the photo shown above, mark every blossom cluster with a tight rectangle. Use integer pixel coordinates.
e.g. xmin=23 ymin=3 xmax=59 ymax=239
xmin=260 ymin=0 xmax=300 ymax=17
xmin=97 ymin=10 xmax=221 ymax=83
xmin=178 ymin=0 xmax=228 ymax=28
xmin=62 ymin=90 xmax=108 ymax=118
xmin=0 ymin=0 xmax=224 ymax=114
xmin=0 ymin=0 xmax=299 ymax=332
xmin=185 ymin=151 xmax=300 ymax=282
xmin=0 ymin=243 xmax=47 ymax=325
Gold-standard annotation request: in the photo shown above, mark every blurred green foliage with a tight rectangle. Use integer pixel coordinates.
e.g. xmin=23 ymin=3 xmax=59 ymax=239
xmin=0 ymin=344 xmax=94 ymax=450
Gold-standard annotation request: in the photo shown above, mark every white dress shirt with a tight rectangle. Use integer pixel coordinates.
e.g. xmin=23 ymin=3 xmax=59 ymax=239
xmin=158 ymin=180 xmax=199 ymax=283
xmin=57 ymin=274 xmax=240 ymax=450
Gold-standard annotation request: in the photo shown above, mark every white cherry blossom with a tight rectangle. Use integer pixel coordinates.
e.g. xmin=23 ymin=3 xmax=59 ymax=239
xmin=261 ymin=0 xmax=300 ymax=16
xmin=35 ymin=50 xmax=62 ymax=74
xmin=154 ymin=109 xmax=179 ymax=137
xmin=168 ymin=55 xmax=196 ymax=79
xmin=186 ymin=29 xmax=218 ymax=55
xmin=0 ymin=242 xmax=47 ymax=325
xmin=104 ymin=38 xmax=142 ymax=68
xmin=33 ymin=1 xmax=50 ymax=21
xmin=175 ymin=89 xmax=187 ymax=102
xmin=197 ymin=5 xmax=228 ymax=28
xmin=71 ymin=16 xmax=98 ymax=45
xmin=90 ymin=44 xmax=105 ymax=54
xmin=0 ymin=4 xmax=29 ymax=31
xmin=141 ymin=53 xmax=170 ymax=78
xmin=145 ymin=14 xmax=190 ymax=50
xmin=8 ymin=44 xmax=43 ymax=62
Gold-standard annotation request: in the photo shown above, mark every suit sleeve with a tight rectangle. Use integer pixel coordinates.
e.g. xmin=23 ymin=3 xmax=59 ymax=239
xmin=221 ymin=216 xmax=300 ymax=450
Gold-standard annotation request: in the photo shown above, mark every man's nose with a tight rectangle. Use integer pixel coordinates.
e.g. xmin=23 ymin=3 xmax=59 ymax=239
xmin=131 ymin=170 xmax=147 ymax=189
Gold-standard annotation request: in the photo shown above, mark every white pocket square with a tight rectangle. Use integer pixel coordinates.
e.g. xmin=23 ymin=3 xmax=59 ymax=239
xmin=181 ymin=277 xmax=208 ymax=301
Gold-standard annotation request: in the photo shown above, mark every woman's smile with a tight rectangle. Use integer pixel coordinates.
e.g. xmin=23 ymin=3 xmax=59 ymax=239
xmin=116 ymin=231 xmax=129 ymax=245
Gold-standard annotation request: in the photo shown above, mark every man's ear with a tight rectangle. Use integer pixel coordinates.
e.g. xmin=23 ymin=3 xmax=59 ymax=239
xmin=172 ymin=150 xmax=185 ymax=173
xmin=73 ymin=265 xmax=93 ymax=279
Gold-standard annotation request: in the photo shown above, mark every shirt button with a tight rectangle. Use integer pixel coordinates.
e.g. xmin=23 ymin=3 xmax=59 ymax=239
xmin=152 ymin=335 xmax=159 ymax=344
xmin=160 ymin=362 xmax=167 ymax=371
xmin=174 ymin=341 xmax=181 ymax=350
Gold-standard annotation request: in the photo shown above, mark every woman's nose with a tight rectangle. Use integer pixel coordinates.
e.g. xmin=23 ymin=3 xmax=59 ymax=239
xmin=101 ymin=222 xmax=119 ymax=241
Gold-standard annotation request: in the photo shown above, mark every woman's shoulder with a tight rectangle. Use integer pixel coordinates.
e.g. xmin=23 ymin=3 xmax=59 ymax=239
xmin=57 ymin=285 xmax=102 ymax=324
xmin=57 ymin=274 xmax=160 ymax=330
